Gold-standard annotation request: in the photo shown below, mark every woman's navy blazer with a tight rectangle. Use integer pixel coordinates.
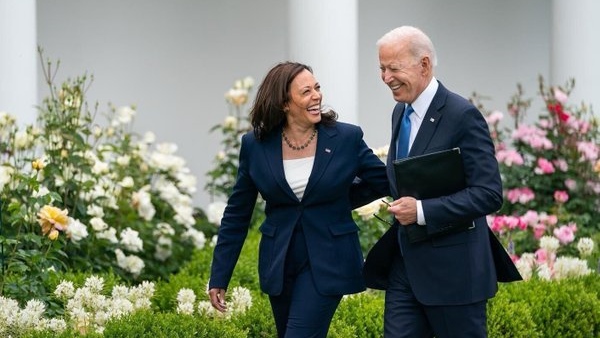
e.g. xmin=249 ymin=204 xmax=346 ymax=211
xmin=209 ymin=121 xmax=389 ymax=296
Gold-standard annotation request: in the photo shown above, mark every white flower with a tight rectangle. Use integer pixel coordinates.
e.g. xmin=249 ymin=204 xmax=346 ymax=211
xmin=119 ymin=176 xmax=134 ymax=188
xmin=54 ymin=280 xmax=75 ymax=299
xmin=156 ymin=142 xmax=178 ymax=155
xmin=130 ymin=281 xmax=156 ymax=302
xmin=132 ymin=187 xmax=156 ymax=221
xmin=576 ymin=237 xmax=595 ymax=257
xmin=207 ymin=201 xmax=227 ymax=226
xmin=115 ymin=106 xmax=136 ymax=124
xmin=92 ymin=160 xmax=110 ymax=175
xmin=372 ymin=145 xmax=389 ymax=160
xmin=176 ymin=288 xmax=197 ymax=304
xmin=0 ymin=165 xmax=14 ymax=190
xmin=515 ymin=258 xmax=533 ymax=280
xmin=154 ymin=222 xmax=175 ymax=236
xmin=92 ymin=126 xmax=103 ymax=137
xmin=17 ymin=299 xmax=46 ymax=330
xmin=87 ymin=204 xmax=105 ymax=218
xmin=354 ymin=199 xmax=387 ymax=221
xmin=143 ymin=131 xmax=156 ymax=144
xmin=175 ymin=288 xmax=196 ymax=315
xmin=97 ymin=227 xmax=119 ymax=243
xmin=197 ymin=301 xmax=219 ymax=316
xmin=176 ymin=171 xmax=197 ymax=194
xmin=539 ymin=235 xmax=560 ymax=253
xmin=515 ymin=253 xmax=536 ymax=281
xmin=173 ymin=204 xmax=196 ymax=227
xmin=536 ymin=263 xmax=553 ymax=280
xmin=149 ymin=151 xmax=186 ymax=173
xmin=14 ymin=130 xmax=35 ymax=149
xmin=120 ymin=228 xmax=144 ymax=253
xmin=229 ymin=286 xmax=252 ymax=314
xmin=0 ymin=110 xmax=16 ymax=129
xmin=182 ymin=228 xmax=207 ymax=249
xmin=154 ymin=236 xmax=173 ymax=261
xmin=89 ymin=217 xmax=108 ymax=232
xmin=67 ymin=218 xmax=89 ymax=242
xmin=552 ymin=256 xmax=592 ymax=279
xmin=241 ymin=76 xmax=254 ymax=89
xmin=45 ymin=318 xmax=67 ymax=333
xmin=109 ymin=298 xmax=134 ymax=318
xmin=111 ymin=285 xmax=130 ymax=300
xmin=223 ymin=116 xmax=238 ymax=129
xmin=114 ymin=249 xmax=145 ymax=277
xmin=1 ymin=296 xmax=20 ymax=329
xmin=116 ymin=155 xmax=131 ymax=166
xmin=32 ymin=185 xmax=50 ymax=198
xmin=225 ymin=88 xmax=249 ymax=106
xmin=84 ymin=276 xmax=105 ymax=294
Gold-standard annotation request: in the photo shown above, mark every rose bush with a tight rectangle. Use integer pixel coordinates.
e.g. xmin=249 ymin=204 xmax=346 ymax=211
xmin=473 ymin=76 xmax=599 ymax=280
xmin=0 ymin=51 xmax=207 ymax=306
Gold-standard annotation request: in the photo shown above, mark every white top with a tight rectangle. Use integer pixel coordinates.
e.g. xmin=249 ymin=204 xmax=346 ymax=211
xmin=283 ymin=156 xmax=315 ymax=200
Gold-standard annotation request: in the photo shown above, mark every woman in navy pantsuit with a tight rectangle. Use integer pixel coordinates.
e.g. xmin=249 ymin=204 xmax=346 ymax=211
xmin=208 ymin=62 xmax=389 ymax=337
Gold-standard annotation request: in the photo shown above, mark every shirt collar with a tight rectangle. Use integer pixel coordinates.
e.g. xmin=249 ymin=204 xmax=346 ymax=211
xmin=408 ymin=77 xmax=438 ymax=119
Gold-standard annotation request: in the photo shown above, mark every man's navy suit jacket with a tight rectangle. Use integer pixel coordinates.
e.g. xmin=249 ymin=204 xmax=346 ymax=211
xmin=377 ymin=82 xmax=509 ymax=306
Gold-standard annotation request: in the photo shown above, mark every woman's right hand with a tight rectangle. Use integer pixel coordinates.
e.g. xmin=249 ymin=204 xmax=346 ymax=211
xmin=208 ymin=288 xmax=227 ymax=312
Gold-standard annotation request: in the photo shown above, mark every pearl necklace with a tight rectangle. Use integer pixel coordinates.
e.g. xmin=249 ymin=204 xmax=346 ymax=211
xmin=282 ymin=129 xmax=317 ymax=151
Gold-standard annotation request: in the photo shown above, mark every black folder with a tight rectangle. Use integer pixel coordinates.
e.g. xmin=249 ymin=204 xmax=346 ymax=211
xmin=363 ymin=147 xmax=522 ymax=289
xmin=393 ymin=147 xmax=472 ymax=243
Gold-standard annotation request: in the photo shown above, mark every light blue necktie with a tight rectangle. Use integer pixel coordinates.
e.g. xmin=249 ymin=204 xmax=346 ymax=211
xmin=396 ymin=104 xmax=414 ymax=159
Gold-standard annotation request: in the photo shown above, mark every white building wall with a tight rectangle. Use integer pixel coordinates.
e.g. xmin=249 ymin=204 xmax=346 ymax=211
xmin=1 ymin=0 xmax=590 ymax=209
xmin=0 ymin=0 xmax=37 ymax=126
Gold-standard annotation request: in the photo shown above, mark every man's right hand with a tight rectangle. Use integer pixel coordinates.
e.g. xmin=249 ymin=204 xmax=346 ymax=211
xmin=208 ymin=288 xmax=227 ymax=312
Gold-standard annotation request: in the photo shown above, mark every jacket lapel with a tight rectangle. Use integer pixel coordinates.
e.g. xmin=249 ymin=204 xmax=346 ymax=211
xmin=303 ymin=124 xmax=337 ymax=198
xmin=409 ymin=82 xmax=447 ymax=156
xmin=262 ymin=128 xmax=298 ymax=201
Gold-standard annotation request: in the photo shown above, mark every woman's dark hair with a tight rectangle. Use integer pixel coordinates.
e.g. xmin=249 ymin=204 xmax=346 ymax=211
xmin=249 ymin=61 xmax=337 ymax=140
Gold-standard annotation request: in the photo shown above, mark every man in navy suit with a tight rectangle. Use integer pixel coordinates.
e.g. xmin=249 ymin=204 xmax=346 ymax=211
xmin=373 ymin=26 xmax=511 ymax=337
xmin=208 ymin=62 xmax=389 ymax=337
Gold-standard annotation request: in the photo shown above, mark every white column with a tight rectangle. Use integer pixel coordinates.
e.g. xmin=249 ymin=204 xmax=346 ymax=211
xmin=552 ymin=0 xmax=600 ymax=115
xmin=0 ymin=0 xmax=37 ymax=126
xmin=288 ymin=0 xmax=358 ymax=123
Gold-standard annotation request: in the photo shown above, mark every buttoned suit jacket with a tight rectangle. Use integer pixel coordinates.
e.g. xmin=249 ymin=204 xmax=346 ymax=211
xmin=209 ymin=121 xmax=389 ymax=296
xmin=382 ymin=81 xmax=505 ymax=305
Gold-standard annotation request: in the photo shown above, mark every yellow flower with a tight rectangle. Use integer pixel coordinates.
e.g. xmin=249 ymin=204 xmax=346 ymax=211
xmin=37 ymin=205 xmax=69 ymax=237
xmin=32 ymin=158 xmax=45 ymax=170
xmin=48 ymin=229 xmax=59 ymax=241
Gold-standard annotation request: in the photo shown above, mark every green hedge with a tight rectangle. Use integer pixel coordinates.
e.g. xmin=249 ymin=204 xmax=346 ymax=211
xmin=20 ymin=229 xmax=600 ymax=337
xmin=489 ymin=275 xmax=600 ymax=337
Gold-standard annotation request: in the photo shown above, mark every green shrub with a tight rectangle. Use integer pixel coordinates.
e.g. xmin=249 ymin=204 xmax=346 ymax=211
xmin=331 ymin=291 xmax=385 ymax=338
xmin=489 ymin=277 xmax=600 ymax=338
xmin=487 ymin=285 xmax=541 ymax=338
xmin=101 ymin=310 xmax=247 ymax=337
xmin=152 ymin=228 xmax=262 ymax=312
xmin=229 ymin=292 xmax=277 ymax=337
